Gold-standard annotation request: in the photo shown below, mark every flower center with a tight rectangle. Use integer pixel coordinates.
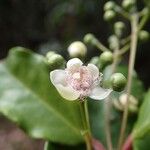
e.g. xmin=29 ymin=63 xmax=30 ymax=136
xmin=67 ymin=66 xmax=93 ymax=97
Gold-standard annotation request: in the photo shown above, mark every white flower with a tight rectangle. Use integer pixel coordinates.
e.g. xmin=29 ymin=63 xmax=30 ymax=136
xmin=50 ymin=58 xmax=112 ymax=101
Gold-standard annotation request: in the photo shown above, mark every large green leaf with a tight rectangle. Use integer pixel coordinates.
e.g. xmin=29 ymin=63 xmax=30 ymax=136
xmin=133 ymin=90 xmax=150 ymax=149
xmin=0 ymin=47 xmax=84 ymax=145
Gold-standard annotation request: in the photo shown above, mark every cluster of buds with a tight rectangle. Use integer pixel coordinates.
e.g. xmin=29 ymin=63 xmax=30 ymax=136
xmin=113 ymin=93 xmax=139 ymax=113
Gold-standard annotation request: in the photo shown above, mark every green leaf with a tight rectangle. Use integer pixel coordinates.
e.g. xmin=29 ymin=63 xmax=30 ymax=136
xmin=0 ymin=47 xmax=84 ymax=145
xmin=44 ymin=141 xmax=85 ymax=150
xmin=133 ymin=90 xmax=150 ymax=150
xmin=133 ymin=133 xmax=150 ymax=150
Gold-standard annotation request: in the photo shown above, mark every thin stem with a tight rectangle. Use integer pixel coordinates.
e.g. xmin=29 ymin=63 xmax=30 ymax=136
xmin=84 ymin=100 xmax=91 ymax=134
xmin=104 ymin=42 xmax=120 ymax=150
xmin=115 ymin=5 xmax=130 ymax=20
xmin=79 ymin=101 xmax=92 ymax=150
xmin=121 ymin=36 xmax=130 ymax=45
xmin=138 ymin=11 xmax=149 ymax=30
xmin=117 ymin=13 xmax=139 ymax=150
xmin=118 ymin=44 xmax=130 ymax=56
xmin=104 ymin=98 xmax=113 ymax=150
xmin=94 ymin=39 xmax=110 ymax=52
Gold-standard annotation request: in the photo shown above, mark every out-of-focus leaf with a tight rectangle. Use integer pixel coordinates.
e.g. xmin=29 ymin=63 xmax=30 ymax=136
xmin=133 ymin=133 xmax=150 ymax=150
xmin=133 ymin=90 xmax=150 ymax=149
xmin=44 ymin=141 xmax=85 ymax=150
xmin=0 ymin=47 xmax=84 ymax=145
xmin=144 ymin=0 xmax=150 ymax=9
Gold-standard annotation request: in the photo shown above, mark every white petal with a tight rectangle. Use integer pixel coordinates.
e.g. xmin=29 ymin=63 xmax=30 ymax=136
xmin=89 ymin=86 xmax=112 ymax=100
xmin=50 ymin=70 xmax=67 ymax=86
xmin=67 ymin=58 xmax=83 ymax=69
xmin=50 ymin=70 xmax=80 ymax=100
xmin=87 ymin=64 xmax=99 ymax=80
xmin=55 ymin=84 xmax=80 ymax=101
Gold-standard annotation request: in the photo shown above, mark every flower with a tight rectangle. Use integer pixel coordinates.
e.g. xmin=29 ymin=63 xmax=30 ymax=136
xmin=50 ymin=58 xmax=112 ymax=101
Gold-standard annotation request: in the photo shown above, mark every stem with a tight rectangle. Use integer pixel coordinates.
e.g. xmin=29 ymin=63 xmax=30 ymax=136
xmin=94 ymin=39 xmax=110 ymax=52
xmin=121 ymin=36 xmax=130 ymax=45
xmin=104 ymin=42 xmax=120 ymax=150
xmin=118 ymin=44 xmax=130 ymax=56
xmin=79 ymin=101 xmax=92 ymax=150
xmin=117 ymin=13 xmax=139 ymax=150
xmin=138 ymin=11 xmax=149 ymax=30
xmin=115 ymin=5 xmax=130 ymax=20
xmin=84 ymin=100 xmax=91 ymax=134
xmin=104 ymin=98 xmax=113 ymax=150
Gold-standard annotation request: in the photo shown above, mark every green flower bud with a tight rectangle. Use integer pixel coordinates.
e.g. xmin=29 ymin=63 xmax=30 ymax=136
xmin=99 ymin=51 xmax=113 ymax=68
xmin=114 ymin=21 xmax=125 ymax=37
xmin=104 ymin=10 xmax=116 ymax=21
xmin=104 ymin=1 xmax=116 ymax=11
xmin=108 ymin=35 xmax=119 ymax=50
xmin=122 ymin=0 xmax=136 ymax=10
xmin=110 ymin=73 xmax=126 ymax=92
xmin=46 ymin=51 xmax=65 ymax=69
xmin=138 ymin=30 xmax=149 ymax=42
xmin=68 ymin=41 xmax=87 ymax=58
xmin=84 ymin=33 xmax=95 ymax=44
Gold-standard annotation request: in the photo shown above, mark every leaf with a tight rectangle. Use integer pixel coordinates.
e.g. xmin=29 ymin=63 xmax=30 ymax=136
xmin=0 ymin=47 xmax=84 ymax=145
xmin=44 ymin=141 xmax=85 ymax=150
xmin=133 ymin=90 xmax=150 ymax=149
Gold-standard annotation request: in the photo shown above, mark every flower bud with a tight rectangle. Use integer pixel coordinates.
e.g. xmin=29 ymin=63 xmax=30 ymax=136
xmin=122 ymin=0 xmax=136 ymax=10
xmin=68 ymin=41 xmax=87 ymax=58
xmin=104 ymin=10 xmax=116 ymax=21
xmin=114 ymin=21 xmax=125 ymax=37
xmin=138 ymin=30 xmax=149 ymax=42
xmin=108 ymin=35 xmax=119 ymax=50
xmin=110 ymin=73 xmax=126 ymax=92
xmin=99 ymin=51 xmax=113 ymax=68
xmin=104 ymin=1 xmax=116 ymax=11
xmin=113 ymin=93 xmax=138 ymax=113
xmin=46 ymin=51 xmax=65 ymax=69
xmin=84 ymin=33 xmax=95 ymax=44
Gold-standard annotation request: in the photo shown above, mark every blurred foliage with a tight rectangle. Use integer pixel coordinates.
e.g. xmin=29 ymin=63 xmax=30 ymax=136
xmin=133 ymin=89 xmax=150 ymax=149
xmin=0 ymin=47 xmax=84 ymax=145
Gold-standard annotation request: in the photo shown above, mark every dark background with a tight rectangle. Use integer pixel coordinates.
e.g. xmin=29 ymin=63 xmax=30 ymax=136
xmin=0 ymin=0 xmax=149 ymax=88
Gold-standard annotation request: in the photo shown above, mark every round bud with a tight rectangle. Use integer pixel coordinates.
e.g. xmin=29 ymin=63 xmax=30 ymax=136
xmin=122 ymin=0 xmax=136 ymax=10
xmin=104 ymin=10 xmax=116 ymax=21
xmin=110 ymin=73 xmax=126 ymax=92
xmin=99 ymin=51 xmax=113 ymax=67
xmin=114 ymin=22 xmax=125 ymax=37
xmin=108 ymin=35 xmax=119 ymax=50
xmin=84 ymin=33 xmax=95 ymax=44
xmin=113 ymin=93 xmax=138 ymax=113
xmin=138 ymin=30 xmax=149 ymax=42
xmin=46 ymin=51 xmax=65 ymax=69
xmin=119 ymin=93 xmax=138 ymax=113
xmin=68 ymin=41 xmax=87 ymax=58
xmin=114 ymin=22 xmax=125 ymax=30
xmin=104 ymin=1 xmax=116 ymax=11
